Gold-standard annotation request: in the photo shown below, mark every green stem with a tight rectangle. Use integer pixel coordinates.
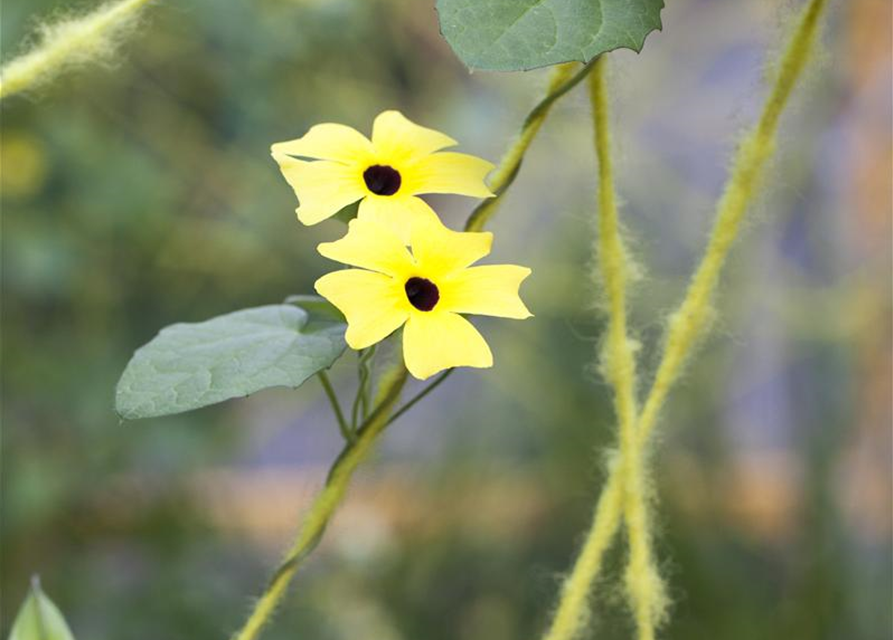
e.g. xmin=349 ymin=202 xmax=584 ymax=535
xmin=318 ymin=371 xmax=353 ymax=443
xmin=635 ymin=0 xmax=829 ymax=450
xmin=350 ymin=346 xmax=376 ymax=429
xmin=231 ymin=367 xmax=408 ymax=640
xmin=544 ymin=1 xmax=828 ymax=638
xmin=0 ymin=0 xmax=156 ymax=100
xmin=464 ymin=59 xmax=598 ymax=232
xmin=383 ymin=369 xmax=454 ymax=429
xmin=543 ymin=55 xmax=654 ymax=640
xmin=233 ymin=51 xmax=596 ymax=640
xmin=592 ymin=57 xmax=664 ymax=640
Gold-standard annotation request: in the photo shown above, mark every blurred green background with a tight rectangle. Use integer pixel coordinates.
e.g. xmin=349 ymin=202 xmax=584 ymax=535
xmin=2 ymin=0 xmax=891 ymax=638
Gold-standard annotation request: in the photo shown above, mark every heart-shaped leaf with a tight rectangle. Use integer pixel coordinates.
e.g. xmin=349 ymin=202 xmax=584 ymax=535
xmin=115 ymin=300 xmax=347 ymax=420
xmin=437 ymin=0 xmax=664 ymax=72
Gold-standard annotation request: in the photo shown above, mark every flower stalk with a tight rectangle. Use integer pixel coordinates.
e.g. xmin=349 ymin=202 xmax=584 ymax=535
xmin=317 ymin=371 xmax=352 ymax=443
xmin=351 ymin=346 xmax=377 ymax=429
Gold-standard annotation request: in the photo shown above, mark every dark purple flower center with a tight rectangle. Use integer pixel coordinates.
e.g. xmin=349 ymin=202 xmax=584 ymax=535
xmin=405 ymin=277 xmax=439 ymax=311
xmin=363 ymin=164 xmax=401 ymax=196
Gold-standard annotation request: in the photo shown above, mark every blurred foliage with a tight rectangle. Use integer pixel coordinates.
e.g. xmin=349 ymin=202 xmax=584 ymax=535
xmin=2 ymin=1 xmax=890 ymax=639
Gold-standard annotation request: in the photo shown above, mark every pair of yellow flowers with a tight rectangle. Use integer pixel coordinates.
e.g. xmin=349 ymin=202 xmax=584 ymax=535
xmin=271 ymin=111 xmax=532 ymax=380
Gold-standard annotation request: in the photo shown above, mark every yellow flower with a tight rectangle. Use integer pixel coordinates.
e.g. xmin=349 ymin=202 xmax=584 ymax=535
xmin=271 ymin=110 xmax=494 ymax=242
xmin=314 ymin=216 xmax=532 ymax=380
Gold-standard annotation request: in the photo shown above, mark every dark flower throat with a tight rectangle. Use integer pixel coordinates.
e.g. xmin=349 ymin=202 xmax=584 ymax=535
xmin=405 ymin=277 xmax=439 ymax=311
xmin=363 ymin=164 xmax=401 ymax=196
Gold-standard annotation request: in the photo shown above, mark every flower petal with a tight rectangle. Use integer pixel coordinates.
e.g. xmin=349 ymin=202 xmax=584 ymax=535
xmin=318 ymin=217 xmax=415 ymax=278
xmin=314 ymin=269 xmax=409 ymax=350
xmin=271 ymin=123 xmax=374 ymax=164
xmin=440 ymin=265 xmax=533 ymax=319
xmin=372 ymin=110 xmax=457 ymax=163
xmin=273 ymin=154 xmax=366 ymax=225
xmin=410 ymin=216 xmax=493 ymax=278
xmin=357 ymin=195 xmax=440 ymax=245
xmin=402 ymin=311 xmax=492 ymax=380
xmin=403 ymin=152 xmax=495 ymax=198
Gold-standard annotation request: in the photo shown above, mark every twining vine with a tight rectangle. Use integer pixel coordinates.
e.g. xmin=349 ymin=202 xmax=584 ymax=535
xmin=544 ymin=2 xmax=828 ymax=639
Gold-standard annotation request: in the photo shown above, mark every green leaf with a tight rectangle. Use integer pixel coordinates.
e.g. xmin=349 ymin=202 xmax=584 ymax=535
xmin=436 ymin=0 xmax=664 ymax=72
xmin=115 ymin=300 xmax=347 ymax=420
xmin=9 ymin=578 xmax=76 ymax=640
